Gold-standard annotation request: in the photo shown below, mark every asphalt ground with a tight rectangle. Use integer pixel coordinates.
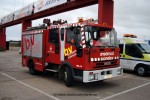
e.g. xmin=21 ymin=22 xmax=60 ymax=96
xmin=0 ymin=51 xmax=150 ymax=100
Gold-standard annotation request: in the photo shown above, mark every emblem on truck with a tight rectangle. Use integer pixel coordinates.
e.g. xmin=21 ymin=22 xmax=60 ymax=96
xmin=64 ymin=46 xmax=73 ymax=56
xmin=24 ymin=35 xmax=34 ymax=50
xmin=100 ymin=52 xmax=114 ymax=56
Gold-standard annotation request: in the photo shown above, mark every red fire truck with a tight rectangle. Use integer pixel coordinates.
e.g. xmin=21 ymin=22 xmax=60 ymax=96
xmin=22 ymin=19 xmax=123 ymax=86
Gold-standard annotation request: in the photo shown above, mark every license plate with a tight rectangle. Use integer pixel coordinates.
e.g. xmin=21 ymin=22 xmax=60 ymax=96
xmin=104 ymin=74 xmax=112 ymax=79
xmin=104 ymin=62 xmax=111 ymax=65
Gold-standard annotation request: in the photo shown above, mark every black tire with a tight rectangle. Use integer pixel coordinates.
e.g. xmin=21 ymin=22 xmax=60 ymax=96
xmin=64 ymin=67 xmax=74 ymax=87
xmin=28 ymin=60 xmax=37 ymax=75
xmin=136 ymin=66 xmax=147 ymax=76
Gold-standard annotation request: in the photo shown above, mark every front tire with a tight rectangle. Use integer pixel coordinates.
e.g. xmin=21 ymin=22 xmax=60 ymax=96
xmin=64 ymin=67 xmax=74 ymax=87
xmin=136 ymin=66 xmax=147 ymax=76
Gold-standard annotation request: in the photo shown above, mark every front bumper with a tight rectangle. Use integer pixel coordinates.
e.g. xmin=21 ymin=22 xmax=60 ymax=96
xmin=83 ymin=66 xmax=123 ymax=83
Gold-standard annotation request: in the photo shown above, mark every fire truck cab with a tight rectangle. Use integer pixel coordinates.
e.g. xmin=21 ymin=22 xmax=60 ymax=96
xmin=22 ymin=19 xmax=122 ymax=86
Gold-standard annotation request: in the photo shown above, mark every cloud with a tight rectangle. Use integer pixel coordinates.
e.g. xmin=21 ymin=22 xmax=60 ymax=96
xmin=114 ymin=0 xmax=150 ymax=39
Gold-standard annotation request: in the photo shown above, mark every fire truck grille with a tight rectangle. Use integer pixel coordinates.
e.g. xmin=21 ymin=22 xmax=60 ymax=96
xmin=94 ymin=60 xmax=118 ymax=69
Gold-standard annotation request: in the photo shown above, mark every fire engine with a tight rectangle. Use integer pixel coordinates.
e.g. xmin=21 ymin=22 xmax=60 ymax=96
xmin=22 ymin=18 xmax=123 ymax=86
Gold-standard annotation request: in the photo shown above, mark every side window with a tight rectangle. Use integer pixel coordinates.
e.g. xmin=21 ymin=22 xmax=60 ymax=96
xmin=66 ymin=28 xmax=75 ymax=44
xmin=125 ymin=44 xmax=142 ymax=58
xmin=125 ymin=44 xmax=133 ymax=56
xmin=119 ymin=44 xmax=123 ymax=54
xmin=49 ymin=28 xmax=59 ymax=44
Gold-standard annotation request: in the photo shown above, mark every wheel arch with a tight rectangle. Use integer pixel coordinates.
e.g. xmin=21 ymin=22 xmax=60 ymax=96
xmin=134 ymin=63 xmax=147 ymax=72
xmin=60 ymin=62 xmax=75 ymax=77
xmin=27 ymin=58 xmax=34 ymax=67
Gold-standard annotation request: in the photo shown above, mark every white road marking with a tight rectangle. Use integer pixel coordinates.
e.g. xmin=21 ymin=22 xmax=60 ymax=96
xmin=106 ymin=92 xmax=114 ymax=95
xmin=100 ymin=81 xmax=150 ymax=100
xmin=0 ymin=72 xmax=61 ymax=100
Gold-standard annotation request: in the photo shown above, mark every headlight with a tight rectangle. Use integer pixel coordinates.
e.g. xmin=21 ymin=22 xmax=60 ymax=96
xmin=88 ymin=72 xmax=98 ymax=81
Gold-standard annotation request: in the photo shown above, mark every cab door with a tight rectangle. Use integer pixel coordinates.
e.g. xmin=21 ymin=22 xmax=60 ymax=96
xmin=45 ymin=28 xmax=60 ymax=64
xmin=64 ymin=27 xmax=83 ymax=69
xmin=119 ymin=44 xmax=128 ymax=69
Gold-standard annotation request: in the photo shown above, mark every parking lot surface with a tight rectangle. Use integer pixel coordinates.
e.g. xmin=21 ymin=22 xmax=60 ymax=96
xmin=0 ymin=51 xmax=150 ymax=100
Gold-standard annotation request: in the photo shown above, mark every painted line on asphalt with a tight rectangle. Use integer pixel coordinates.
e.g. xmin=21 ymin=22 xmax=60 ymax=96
xmin=106 ymin=92 xmax=114 ymax=95
xmin=100 ymin=81 xmax=150 ymax=100
xmin=0 ymin=72 xmax=61 ymax=100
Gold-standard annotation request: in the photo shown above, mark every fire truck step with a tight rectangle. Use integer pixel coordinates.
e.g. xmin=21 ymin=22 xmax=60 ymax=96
xmin=45 ymin=69 xmax=59 ymax=73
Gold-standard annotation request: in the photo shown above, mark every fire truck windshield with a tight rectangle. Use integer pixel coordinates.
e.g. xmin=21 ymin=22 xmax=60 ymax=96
xmin=84 ymin=26 xmax=118 ymax=47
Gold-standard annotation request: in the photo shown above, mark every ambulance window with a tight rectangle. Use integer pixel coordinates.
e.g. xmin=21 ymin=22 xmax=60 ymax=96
xmin=125 ymin=44 xmax=133 ymax=56
xmin=125 ymin=44 xmax=142 ymax=58
xmin=49 ymin=28 xmax=59 ymax=44
xmin=119 ymin=44 xmax=123 ymax=54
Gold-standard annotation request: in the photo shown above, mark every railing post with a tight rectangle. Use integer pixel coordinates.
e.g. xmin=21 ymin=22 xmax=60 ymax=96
xmin=0 ymin=28 xmax=6 ymax=51
xmin=22 ymin=20 xmax=32 ymax=32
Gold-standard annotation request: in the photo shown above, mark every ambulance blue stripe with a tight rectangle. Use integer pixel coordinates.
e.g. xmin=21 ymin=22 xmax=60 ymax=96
xmin=120 ymin=58 xmax=150 ymax=63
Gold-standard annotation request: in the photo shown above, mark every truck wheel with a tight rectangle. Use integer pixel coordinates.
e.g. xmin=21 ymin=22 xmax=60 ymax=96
xmin=28 ymin=60 xmax=37 ymax=75
xmin=136 ymin=66 xmax=147 ymax=76
xmin=64 ymin=67 xmax=74 ymax=87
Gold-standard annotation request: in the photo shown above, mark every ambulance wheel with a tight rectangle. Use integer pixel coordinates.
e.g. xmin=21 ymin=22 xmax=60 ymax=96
xmin=28 ymin=60 xmax=37 ymax=75
xmin=64 ymin=67 xmax=74 ymax=87
xmin=136 ymin=66 xmax=147 ymax=76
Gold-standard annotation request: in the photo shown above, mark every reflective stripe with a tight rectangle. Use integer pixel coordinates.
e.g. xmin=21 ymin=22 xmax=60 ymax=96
xmin=83 ymin=45 xmax=86 ymax=48
xmin=82 ymin=36 xmax=85 ymax=40
xmin=82 ymin=40 xmax=85 ymax=44
xmin=81 ymin=32 xmax=84 ymax=36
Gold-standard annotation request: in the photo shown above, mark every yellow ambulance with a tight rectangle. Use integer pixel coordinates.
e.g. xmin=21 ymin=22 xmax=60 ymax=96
xmin=119 ymin=34 xmax=150 ymax=76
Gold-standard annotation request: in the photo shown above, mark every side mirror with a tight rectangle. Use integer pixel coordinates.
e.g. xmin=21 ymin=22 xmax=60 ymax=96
xmin=138 ymin=53 xmax=144 ymax=58
xmin=76 ymin=45 xmax=83 ymax=57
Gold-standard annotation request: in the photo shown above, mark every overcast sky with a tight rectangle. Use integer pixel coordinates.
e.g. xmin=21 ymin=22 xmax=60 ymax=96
xmin=0 ymin=0 xmax=150 ymax=41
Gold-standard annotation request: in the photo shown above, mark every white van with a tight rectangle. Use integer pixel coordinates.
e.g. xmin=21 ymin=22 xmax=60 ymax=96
xmin=119 ymin=34 xmax=150 ymax=76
